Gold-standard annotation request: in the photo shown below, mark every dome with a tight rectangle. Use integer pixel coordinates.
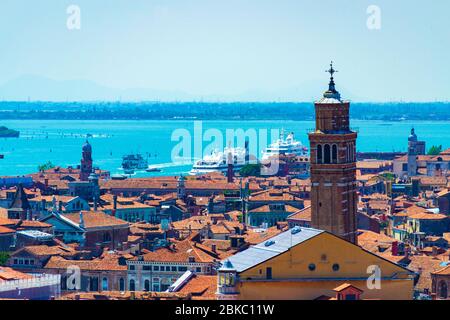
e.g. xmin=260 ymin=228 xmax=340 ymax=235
xmin=408 ymin=128 xmax=417 ymax=142
xmin=82 ymin=140 xmax=92 ymax=152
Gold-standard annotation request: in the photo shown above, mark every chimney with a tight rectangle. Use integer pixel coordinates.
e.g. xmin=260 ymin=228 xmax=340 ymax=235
xmin=391 ymin=241 xmax=399 ymax=256
xmin=44 ymin=178 xmax=49 ymax=188
xmin=113 ymin=195 xmax=118 ymax=210
xmin=432 ymin=246 xmax=438 ymax=257
xmin=211 ymin=244 xmax=217 ymax=253
xmin=58 ymin=200 xmax=63 ymax=212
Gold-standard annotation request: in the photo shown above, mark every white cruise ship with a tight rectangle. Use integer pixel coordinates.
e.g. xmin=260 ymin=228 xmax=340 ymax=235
xmin=261 ymin=130 xmax=308 ymax=160
xmin=189 ymin=147 xmax=248 ymax=176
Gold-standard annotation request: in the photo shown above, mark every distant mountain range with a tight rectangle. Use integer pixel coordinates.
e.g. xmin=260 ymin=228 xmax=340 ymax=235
xmin=0 ymin=75 xmax=362 ymax=102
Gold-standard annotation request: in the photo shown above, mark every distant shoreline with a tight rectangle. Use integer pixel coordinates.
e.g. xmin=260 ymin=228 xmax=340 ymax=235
xmin=0 ymin=101 xmax=449 ymax=121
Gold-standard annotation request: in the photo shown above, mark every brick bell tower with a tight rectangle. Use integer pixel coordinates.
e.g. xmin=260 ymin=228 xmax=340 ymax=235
xmin=308 ymin=62 xmax=358 ymax=244
xmin=80 ymin=140 xmax=93 ymax=181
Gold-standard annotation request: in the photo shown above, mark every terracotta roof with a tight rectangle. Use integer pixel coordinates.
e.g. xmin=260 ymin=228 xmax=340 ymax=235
xmin=0 ymin=225 xmax=15 ymax=235
xmin=0 ymin=267 xmax=33 ymax=282
xmin=333 ymin=283 xmax=363 ymax=292
xmin=440 ymin=148 xmax=450 ymax=155
xmin=357 ymin=230 xmax=397 ymax=253
xmin=13 ymin=245 xmax=76 ymax=257
xmin=172 ymin=216 xmax=211 ymax=232
xmin=249 ymin=189 xmax=301 ymax=202
xmin=409 ymin=212 xmax=448 ymax=220
xmin=249 ymin=204 xmax=299 ymax=213
xmin=132 ymin=239 xmax=217 ymax=263
xmin=0 ymin=208 xmax=8 ymax=219
xmin=44 ymin=253 xmax=127 ymax=271
xmin=432 ymin=265 xmax=450 ymax=275
xmin=356 ymin=161 xmax=392 ymax=169
xmin=287 ymin=206 xmax=312 ymax=222
xmin=176 ymin=274 xmax=217 ymax=300
xmin=408 ymin=255 xmax=444 ymax=292
xmin=419 ymin=176 xmax=448 ymax=186
xmin=63 ymin=211 xmax=129 ymax=229
xmin=244 ymin=226 xmax=287 ymax=245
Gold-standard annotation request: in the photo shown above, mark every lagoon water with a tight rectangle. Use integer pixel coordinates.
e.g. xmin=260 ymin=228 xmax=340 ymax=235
xmin=0 ymin=119 xmax=449 ymax=177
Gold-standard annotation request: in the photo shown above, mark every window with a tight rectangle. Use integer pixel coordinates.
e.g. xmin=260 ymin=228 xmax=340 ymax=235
xmin=332 ymin=263 xmax=340 ymax=272
xmin=144 ymin=279 xmax=150 ymax=292
xmin=178 ymin=266 xmax=188 ymax=272
xmin=308 ymin=263 xmax=316 ymax=271
xmin=103 ymin=233 xmax=111 ymax=243
xmin=129 ymin=279 xmax=135 ymax=291
xmin=317 ymin=145 xmax=323 ymax=164
xmin=345 ymin=294 xmax=357 ymax=300
xmin=439 ymin=281 xmax=448 ymax=299
xmin=154 ymin=266 xmax=160 ymax=271
xmin=196 ymin=267 xmax=201 ymax=273
xmin=89 ymin=277 xmax=99 ymax=292
xmin=119 ymin=278 xmax=125 ymax=291
xmin=171 ymin=266 xmax=177 ymax=272
xmin=266 ymin=267 xmax=272 ymax=280
xmin=143 ymin=265 xmax=151 ymax=271
xmin=102 ymin=277 xmax=108 ymax=291
xmin=324 ymin=144 xmax=331 ymax=164
xmin=129 ymin=265 xmax=135 ymax=271
xmin=332 ymin=144 xmax=338 ymax=163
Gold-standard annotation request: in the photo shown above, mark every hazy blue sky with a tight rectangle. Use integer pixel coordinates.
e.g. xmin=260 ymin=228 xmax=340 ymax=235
xmin=0 ymin=0 xmax=449 ymax=101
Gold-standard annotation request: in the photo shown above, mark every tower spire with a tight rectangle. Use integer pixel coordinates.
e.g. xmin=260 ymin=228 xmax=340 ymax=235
xmin=323 ymin=61 xmax=341 ymax=100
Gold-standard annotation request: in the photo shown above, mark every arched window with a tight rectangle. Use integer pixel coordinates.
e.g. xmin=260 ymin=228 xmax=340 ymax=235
xmin=144 ymin=279 xmax=150 ymax=292
xmin=102 ymin=277 xmax=108 ymax=291
xmin=332 ymin=144 xmax=338 ymax=163
xmin=119 ymin=278 xmax=125 ymax=291
xmin=129 ymin=279 xmax=135 ymax=291
xmin=324 ymin=144 xmax=331 ymax=164
xmin=439 ymin=281 xmax=448 ymax=299
xmin=317 ymin=145 xmax=323 ymax=164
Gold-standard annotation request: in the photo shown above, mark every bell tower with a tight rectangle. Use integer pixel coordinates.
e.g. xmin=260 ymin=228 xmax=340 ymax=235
xmin=80 ymin=140 xmax=93 ymax=181
xmin=308 ymin=62 xmax=358 ymax=244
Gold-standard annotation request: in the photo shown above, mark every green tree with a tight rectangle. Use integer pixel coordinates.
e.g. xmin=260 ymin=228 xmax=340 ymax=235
xmin=0 ymin=252 xmax=10 ymax=265
xmin=239 ymin=164 xmax=261 ymax=177
xmin=38 ymin=161 xmax=55 ymax=172
xmin=427 ymin=145 xmax=442 ymax=155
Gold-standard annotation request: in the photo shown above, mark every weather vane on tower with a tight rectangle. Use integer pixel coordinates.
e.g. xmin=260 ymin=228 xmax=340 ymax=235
xmin=325 ymin=61 xmax=338 ymax=94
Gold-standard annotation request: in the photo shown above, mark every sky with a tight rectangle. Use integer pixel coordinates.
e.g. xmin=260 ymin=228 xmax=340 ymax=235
xmin=0 ymin=0 xmax=449 ymax=102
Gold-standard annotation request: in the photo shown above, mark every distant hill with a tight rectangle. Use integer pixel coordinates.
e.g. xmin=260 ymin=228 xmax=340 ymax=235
xmin=0 ymin=75 xmax=361 ymax=102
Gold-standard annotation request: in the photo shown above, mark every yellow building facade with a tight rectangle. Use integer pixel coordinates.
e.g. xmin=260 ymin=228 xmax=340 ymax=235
xmin=218 ymin=228 xmax=414 ymax=300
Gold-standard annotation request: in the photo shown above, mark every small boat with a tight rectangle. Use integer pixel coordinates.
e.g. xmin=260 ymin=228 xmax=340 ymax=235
xmin=122 ymin=153 xmax=148 ymax=171
xmin=146 ymin=167 xmax=162 ymax=173
xmin=0 ymin=154 xmax=4 ymax=159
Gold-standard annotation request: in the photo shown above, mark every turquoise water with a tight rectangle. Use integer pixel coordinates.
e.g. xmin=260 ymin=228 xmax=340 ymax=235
xmin=0 ymin=120 xmax=449 ymax=177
